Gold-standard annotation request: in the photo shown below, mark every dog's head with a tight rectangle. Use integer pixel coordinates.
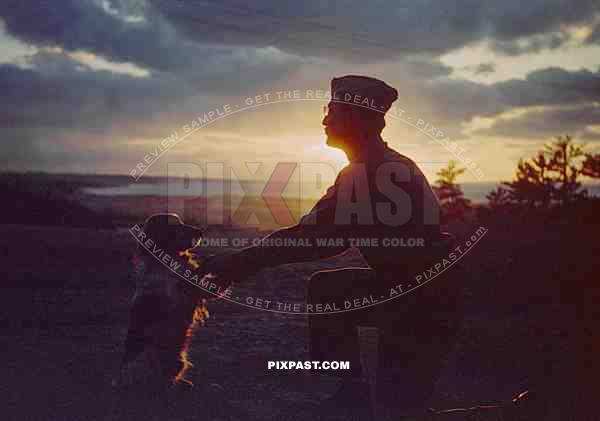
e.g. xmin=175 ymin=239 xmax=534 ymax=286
xmin=137 ymin=213 xmax=204 ymax=259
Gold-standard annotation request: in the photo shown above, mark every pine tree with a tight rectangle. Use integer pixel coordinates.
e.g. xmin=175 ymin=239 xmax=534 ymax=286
xmin=486 ymin=185 xmax=512 ymax=211
xmin=433 ymin=160 xmax=471 ymax=218
xmin=503 ymin=152 xmax=554 ymax=208
xmin=582 ymin=153 xmax=600 ymax=179
xmin=544 ymin=135 xmax=586 ymax=205
xmin=488 ymin=135 xmax=587 ymax=209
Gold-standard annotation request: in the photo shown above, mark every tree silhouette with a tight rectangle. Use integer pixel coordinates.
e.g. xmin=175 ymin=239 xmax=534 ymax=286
xmin=486 ymin=185 xmax=512 ymax=211
xmin=582 ymin=153 xmax=600 ymax=179
xmin=433 ymin=160 xmax=471 ymax=219
xmin=488 ymin=135 xmax=587 ymax=210
xmin=545 ymin=135 xmax=586 ymax=205
xmin=503 ymin=153 xmax=554 ymax=208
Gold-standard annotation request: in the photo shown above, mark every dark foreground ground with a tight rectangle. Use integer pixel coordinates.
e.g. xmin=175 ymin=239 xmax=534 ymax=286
xmin=0 ymin=216 xmax=598 ymax=421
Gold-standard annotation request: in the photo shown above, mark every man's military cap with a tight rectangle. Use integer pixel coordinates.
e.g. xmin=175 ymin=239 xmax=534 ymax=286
xmin=331 ymin=75 xmax=398 ymax=113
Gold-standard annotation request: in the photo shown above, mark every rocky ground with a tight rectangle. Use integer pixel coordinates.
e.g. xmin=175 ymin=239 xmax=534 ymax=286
xmin=0 ymin=218 xmax=597 ymax=420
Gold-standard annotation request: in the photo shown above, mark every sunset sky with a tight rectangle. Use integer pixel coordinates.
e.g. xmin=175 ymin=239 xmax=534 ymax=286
xmin=1 ymin=0 xmax=600 ymax=184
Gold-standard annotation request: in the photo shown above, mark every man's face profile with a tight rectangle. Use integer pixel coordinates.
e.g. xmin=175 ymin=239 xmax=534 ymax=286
xmin=322 ymin=101 xmax=355 ymax=151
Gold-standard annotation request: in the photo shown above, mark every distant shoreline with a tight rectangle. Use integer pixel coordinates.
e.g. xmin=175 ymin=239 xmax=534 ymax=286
xmin=3 ymin=171 xmax=600 ymax=204
xmin=81 ymin=180 xmax=600 ymax=204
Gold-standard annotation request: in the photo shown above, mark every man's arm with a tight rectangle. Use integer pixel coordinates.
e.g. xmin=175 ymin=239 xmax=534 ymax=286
xmin=204 ymin=171 xmax=354 ymax=277
xmin=230 ymin=176 xmax=351 ymax=272
xmin=201 ymin=159 xmax=442 ymax=283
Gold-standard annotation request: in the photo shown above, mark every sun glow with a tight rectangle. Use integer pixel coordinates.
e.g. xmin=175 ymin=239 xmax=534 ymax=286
xmin=302 ymin=137 xmax=348 ymax=166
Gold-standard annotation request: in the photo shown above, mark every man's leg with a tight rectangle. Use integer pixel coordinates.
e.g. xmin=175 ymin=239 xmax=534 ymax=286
xmin=307 ymin=268 xmax=377 ymax=379
xmin=375 ymin=265 xmax=465 ymax=410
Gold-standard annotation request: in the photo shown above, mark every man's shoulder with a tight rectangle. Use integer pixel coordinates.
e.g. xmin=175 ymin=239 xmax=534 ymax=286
xmin=384 ymin=144 xmax=431 ymax=177
xmin=337 ymin=148 xmax=420 ymax=178
xmin=337 ymin=161 xmax=365 ymax=178
xmin=382 ymin=145 xmax=417 ymax=167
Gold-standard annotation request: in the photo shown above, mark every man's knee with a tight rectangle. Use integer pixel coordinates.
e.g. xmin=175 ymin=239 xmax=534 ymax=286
xmin=307 ymin=268 xmax=374 ymax=303
xmin=307 ymin=270 xmax=340 ymax=304
xmin=308 ymin=267 xmax=374 ymax=284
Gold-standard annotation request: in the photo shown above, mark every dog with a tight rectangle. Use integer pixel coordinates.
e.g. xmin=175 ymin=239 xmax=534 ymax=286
xmin=114 ymin=213 xmax=210 ymax=387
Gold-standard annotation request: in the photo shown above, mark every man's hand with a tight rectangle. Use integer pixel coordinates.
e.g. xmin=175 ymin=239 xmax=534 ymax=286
xmin=184 ymin=251 xmax=257 ymax=302
xmin=201 ymin=251 xmax=257 ymax=285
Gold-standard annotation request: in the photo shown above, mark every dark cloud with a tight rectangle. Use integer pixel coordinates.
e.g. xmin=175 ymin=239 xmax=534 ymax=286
xmin=0 ymin=0 xmax=308 ymax=92
xmin=490 ymin=33 xmax=568 ymax=56
xmin=406 ymin=78 xmax=505 ymax=123
xmin=0 ymin=47 xmax=306 ymax=172
xmin=0 ymin=51 xmax=190 ymax=131
xmin=587 ymin=22 xmax=600 ymax=45
xmin=400 ymin=58 xmax=453 ymax=79
xmin=487 ymin=0 xmax=598 ymax=39
xmin=422 ymin=67 xmax=600 ymax=130
xmin=495 ymin=67 xmax=600 ymax=108
xmin=386 ymin=67 xmax=600 ymax=142
xmin=149 ymin=0 xmax=600 ymax=60
xmin=0 ymin=0 xmax=190 ymax=71
xmin=1 ymin=0 xmax=600 ymax=173
xmin=1 ymin=0 xmax=599 ymax=69
xmin=474 ymin=104 xmax=600 ymax=139
xmin=485 ymin=0 xmax=600 ymax=54
xmin=474 ymin=62 xmax=495 ymax=75
xmin=0 ymin=50 xmax=192 ymax=171
xmin=2 ymin=49 xmax=599 ymax=173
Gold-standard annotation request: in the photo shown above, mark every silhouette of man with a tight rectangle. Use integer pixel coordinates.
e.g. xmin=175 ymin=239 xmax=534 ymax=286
xmin=204 ymin=75 xmax=463 ymax=411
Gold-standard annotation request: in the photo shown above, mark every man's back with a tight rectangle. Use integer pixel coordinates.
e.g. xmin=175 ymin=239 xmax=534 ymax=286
xmin=299 ymin=140 xmax=441 ymax=272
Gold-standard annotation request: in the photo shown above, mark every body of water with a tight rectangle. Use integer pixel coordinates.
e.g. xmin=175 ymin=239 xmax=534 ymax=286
xmin=83 ymin=180 xmax=600 ymax=204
